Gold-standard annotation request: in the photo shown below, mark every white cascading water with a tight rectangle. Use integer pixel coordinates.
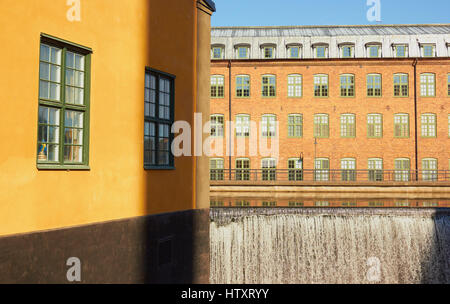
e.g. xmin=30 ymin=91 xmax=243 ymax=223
xmin=210 ymin=208 xmax=450 ymax=284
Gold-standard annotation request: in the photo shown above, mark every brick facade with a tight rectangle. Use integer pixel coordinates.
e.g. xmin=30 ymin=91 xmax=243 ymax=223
xmin=210 ymin=58 xmax=450 ymax=177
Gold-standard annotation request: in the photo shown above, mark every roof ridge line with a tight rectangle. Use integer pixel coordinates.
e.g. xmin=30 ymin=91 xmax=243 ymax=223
xmin=211 ymin=23 xmax=450 ymax=30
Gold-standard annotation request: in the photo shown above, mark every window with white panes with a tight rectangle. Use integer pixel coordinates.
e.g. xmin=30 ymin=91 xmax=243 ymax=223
xmin=314 ymin=158 xmax=330 ymax=181
xmin=261 ymin=114 xmax=277 ymax=137
xmin=394 ymin=158 xmax=411 ymax=181
xmin=394 ymin=114 xmax=409 ymax=138
xmin=340 ymin=114 xmax=356 ymax=138
xmin=314 ymin=114 xmax=329 ymax=138
xmin=287 ymin=74 xmax=302 ymax=97
xmin=210 ymin=114 xmax=224 ymax=137
xmin=367 ymin=114 xmax=383 ymax=138
xmin=288 ymin=114 xmax=303 ymax=138
xmin=261 ymin=158 xmax=277 ymax=181
xmin=341 ymin=158 xmax=356 ymax=181
xmin=368 ymin=158 xmax=383 ymax=181
xmin=421 ymin=113 xmax=437 ymax=138
xmin=422 ymin=158 xmax=438 ymax=181
xmin=235 ymin=114 xmax=250 ymax=137
xmin=420 ymin=73 xmax=435 ymax=97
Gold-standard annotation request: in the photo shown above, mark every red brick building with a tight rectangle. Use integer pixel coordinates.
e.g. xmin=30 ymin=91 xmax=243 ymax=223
xmin=210 ymin=25 xmax=450 ymax=182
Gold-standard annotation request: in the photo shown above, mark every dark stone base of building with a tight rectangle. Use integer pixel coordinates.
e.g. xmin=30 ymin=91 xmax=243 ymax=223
xmin=0 ymin=209 xmax=210 ymax=284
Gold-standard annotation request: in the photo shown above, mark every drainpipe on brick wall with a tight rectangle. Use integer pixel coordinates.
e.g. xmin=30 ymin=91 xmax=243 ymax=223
xmin=228 ymin=60 xmax=232 ymax=180
xmin=413 ymin=58 xmax=418 ymax=181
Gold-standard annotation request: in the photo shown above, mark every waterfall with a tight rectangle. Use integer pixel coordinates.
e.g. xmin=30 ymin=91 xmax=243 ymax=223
xmin=210 ymin=208 xmax=450 ymax=284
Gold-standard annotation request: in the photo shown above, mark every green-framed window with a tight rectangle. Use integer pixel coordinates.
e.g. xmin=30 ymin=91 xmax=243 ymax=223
xmin=288 ymin=114 xmax=303 ymax=138
xmin=394 ymin=113 xmax=410 ymax=138
xmin=422 ymin=158 xmax=438 ymax=181
xmin=314 ymin=114 xmax=329 ymax=138
xmin=235 ymin=114 xmax=250 ymax=137
xmin=236 ymin=158 xmax=250 ymax=181
xmin=314 ymin=158 xmax=330 ymax=181
xmin=394 ymin=73 xmax=408 ymax=97
xmin=37 ymin=36 xmax=91 ymax=169
xmin=447 ymin=74 xmax=450 ymax=96
xmin=262 ymin=75 xmax=276 ymax=97
xmin=422 ymin=45 xmax=435 ymax=57
xmin=315 ymin=46 xmax=327 ymax=58
xmin=288 ymin=158 xmax=303 ymax=181
xmin=287 ymin=74 xmax=302 ymax=97
xmin=261 ymin=114 xmax=277 ymax=137
xmin=263 ymin=47 xmax=275 ymax=59
xmin=237 ymin=46 xmax=249 ymax=59
xmin=420 ymin=73 xmax=435 ymax=97
xmin=144 ymin=68 xmax=175 ymax=168
xmin=368 ymin=45 xmax=380 ymax=58
xmin=210 ymin=114 xmax=224 ymax=137
xmin=314 ymin=74 xmax=328 ymax=97
xmin=210 ymin=158 xmax=224 ymax=181
xmin=421 ymin=113 xmax=437 ymax=138
xmin=210 ymin=75 xmax=224 ymax=98
xmin=261 ymin=158 xmax=277 ymax=181
xmin=341 ymin=45 xmax=353 ymax=58
xmin=340 ymin=114 xmax=356 ymax=138
xmin=367 ymin=74 xmax=382 ymax=97
xmin=211 ymin=47 xmax=223 ymax=59
xmin=340 ymin=74 xmax=355 ymax=97
xmin=394 ymin=45 xmax=408 ymax=58
xmin=341 ymin=158 xmax=356 ymax=181
xmin=394 ymin=158 xmax=410 ymax=181
xmin=288 ymin=46 xmax=301 ymax=58
xmin=236 ymin=75 xmax=250 ymax=97
xmin=367 ymin=114 xmax=383 ymax=138
xmin=368 ymin=158 xmax=383 ymax=181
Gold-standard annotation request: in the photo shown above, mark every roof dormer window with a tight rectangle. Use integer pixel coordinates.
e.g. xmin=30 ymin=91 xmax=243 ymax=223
xmin=260 ymin=44 xmax=276 ymax=59
xmin=234 ymin=44 xmax=250 ymax=59
xmin=339 ymin=43 xmax=355 ymax=58
xmin=366 ymin=43 xmax=382 ymax=58
xmin=421 ymin=44 xmax=436 ymax=57
xmin=393 ymin=44 xmax=408 ymax=58
xmin=211 ymin=45 xmax=224 ymax=59
xmin=286 ymin=44 xmax=302 ymax=59
xmin=312 ymin=43 xmax=329 ymax=59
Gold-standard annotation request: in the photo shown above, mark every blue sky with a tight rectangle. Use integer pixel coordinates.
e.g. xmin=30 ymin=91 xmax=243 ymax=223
xmin=211 ymin=0 xmax=450 ymax=27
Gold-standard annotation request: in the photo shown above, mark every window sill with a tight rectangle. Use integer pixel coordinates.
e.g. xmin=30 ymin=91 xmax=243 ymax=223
xmin=144 ymin=165 xmax=176 ymax=170
xmin=37 ymin=164 xmax=91 ymax=171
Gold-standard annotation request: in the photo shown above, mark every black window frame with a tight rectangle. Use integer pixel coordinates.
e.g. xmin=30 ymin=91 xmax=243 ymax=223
xmin=144 ymin=67 xmax=175 ymax=170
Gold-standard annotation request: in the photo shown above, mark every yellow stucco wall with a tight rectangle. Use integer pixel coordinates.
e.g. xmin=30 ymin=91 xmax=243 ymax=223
xmin=0 ymin=0 xmax=200 ymax=236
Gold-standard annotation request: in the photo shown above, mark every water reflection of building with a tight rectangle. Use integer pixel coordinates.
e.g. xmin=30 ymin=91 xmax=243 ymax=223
xmin=210 ymin=24 xmax=450 ymax=183
xmin=210 ymin=198 xmax=450 ymax=208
